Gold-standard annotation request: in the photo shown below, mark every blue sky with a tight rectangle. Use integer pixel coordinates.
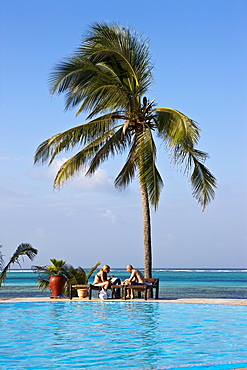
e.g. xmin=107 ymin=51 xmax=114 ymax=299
xmin=0 ymin=0 xmax=246 ymax=269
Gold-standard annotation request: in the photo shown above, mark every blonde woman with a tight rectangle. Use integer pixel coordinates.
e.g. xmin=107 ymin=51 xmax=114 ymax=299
xmin=94 ymin=265 xmax=111 ymax=290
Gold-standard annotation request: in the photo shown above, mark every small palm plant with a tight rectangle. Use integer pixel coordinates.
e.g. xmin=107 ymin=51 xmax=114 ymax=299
xmin=33 ymin=259 xmax=101 ymax=296
xmin=32 ymin=259 xmax=67 ymax=291
xmin=0 ymin=243 xmax=38 ymax=287
xmin=63 ymin=262 xmax=101 ymax=296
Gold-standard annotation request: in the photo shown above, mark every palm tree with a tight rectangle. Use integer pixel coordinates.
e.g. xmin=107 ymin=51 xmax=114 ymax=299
xmin=34 ymin=22 xmax=217 ymax=278
xmin=0 ymin=243 xmax=38 ymax=286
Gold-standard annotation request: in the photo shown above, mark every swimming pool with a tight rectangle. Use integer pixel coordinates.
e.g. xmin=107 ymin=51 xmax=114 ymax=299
xmin=1 ymin=302 xmax=246 ymax=369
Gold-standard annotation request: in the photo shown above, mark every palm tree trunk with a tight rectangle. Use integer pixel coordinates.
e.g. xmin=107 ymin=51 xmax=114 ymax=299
xmin=140 ymin=182 xmax=152 ymax=279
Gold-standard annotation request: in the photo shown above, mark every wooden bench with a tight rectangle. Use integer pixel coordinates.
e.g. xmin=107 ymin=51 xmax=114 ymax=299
xmin=123 ymin=278 xmax=159 ymax=300
xmin=69 ymin=284 xmax=103 ymax=300
xmin=70 ymin=283 xmax=124 ymax=300
xmin=70 ymin=279 xmax=159 ymax=300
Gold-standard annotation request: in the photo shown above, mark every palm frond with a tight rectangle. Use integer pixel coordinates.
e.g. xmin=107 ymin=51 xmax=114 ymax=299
xmin=86 ymin=261 xmax=101 ymax=281
xmin=156 ymin=108 xmax=200 ymax=146
xmin=155 ymin=107 xmax=216 ymax=210
xmin=49 ymin=22 xmax=153 ymax=118
xmin=37 ymin=278 xmax=50 ymax=291
xmin=115 ymin=139 xmax=137 ymax=189
xmin=32 ymin=265 xmax=49 ymax=274
xmin=34 ymin=113 xmax=120 ymax=166
xmin=59 ymin=59 xmax=129 ymax=117
xmin=52 ymin=128 xmax=116 ymax=188
xmin=86 ymin=127 xmax=131 ymax=176
xmin=80 ymin=22 xmax=152 ymax=90
xmin=0 ymin=243 xmax=38 ymax=286
xmin=49 ymin=259 xmax=67 ymax=274
xmin=171 ymin=145 xmax=217 ymax=211
xmin=0 ymin=245 xmax=4 ymax=270
xmin=49 ymin=56 xmax=111 ymax=96
xmin=72 ymin=267 xmax=87 ymax=284
xmin=76 ymin=83 xmax=128 ymax=119
xmin=190 ymin=157 xmax=217 ymax=211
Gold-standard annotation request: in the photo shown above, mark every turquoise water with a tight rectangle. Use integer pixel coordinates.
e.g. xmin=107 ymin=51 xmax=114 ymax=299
xmin=0 ymin=302 xmax=246 ymax=369
xmin=0 ymin=269 xmax=246 ymax=299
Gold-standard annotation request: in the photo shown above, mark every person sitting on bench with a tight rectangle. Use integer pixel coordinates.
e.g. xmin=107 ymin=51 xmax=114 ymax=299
xmin=125 ymin=264 xmax=146 ymax=298
xmin=94 ymin=265 xmax=111 ymax=290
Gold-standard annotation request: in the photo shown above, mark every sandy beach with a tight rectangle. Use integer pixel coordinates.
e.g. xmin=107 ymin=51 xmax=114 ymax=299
xmin=1 ymin=297 xmax=247 ymax=305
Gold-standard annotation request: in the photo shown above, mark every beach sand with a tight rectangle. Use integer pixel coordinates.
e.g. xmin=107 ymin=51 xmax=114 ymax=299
xmin=1 ymin=297 xmax=247 ymax=305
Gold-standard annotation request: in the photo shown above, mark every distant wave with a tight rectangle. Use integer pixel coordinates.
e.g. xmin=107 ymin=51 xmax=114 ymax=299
xmin=9 ymin=270 xmax=33 ymax=273
xmin=10 ymin=268 xmax=247 ymax=273
xmin=152 ymin=269 xmax=247 ymax=273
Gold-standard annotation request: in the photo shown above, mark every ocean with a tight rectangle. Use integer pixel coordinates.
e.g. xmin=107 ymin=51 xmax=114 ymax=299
xmin=0 ymin=269 xmax=246 ymax=299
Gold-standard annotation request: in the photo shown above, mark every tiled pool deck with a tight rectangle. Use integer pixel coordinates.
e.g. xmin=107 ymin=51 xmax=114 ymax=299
xmin=1 ymin=297 xmax=247 ymax=305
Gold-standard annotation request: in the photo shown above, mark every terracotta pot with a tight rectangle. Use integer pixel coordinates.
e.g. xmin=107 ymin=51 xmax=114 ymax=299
xmin=49 ymin=275 xmax=66 ymax=297
xmin=77 ymin=289 xmax=88 ymax=298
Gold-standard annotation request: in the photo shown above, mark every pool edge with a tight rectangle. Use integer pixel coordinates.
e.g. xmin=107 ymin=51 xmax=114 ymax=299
xmin=0 ymin=297 xmax=247 ymax=305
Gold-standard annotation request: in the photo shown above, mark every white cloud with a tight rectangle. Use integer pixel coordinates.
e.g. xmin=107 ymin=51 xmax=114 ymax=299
xmin=0 ymin=155 xmax=26 ymax=161
xmin=35 ymin=227 xmax=46 ymax=237
xmin=100 ymin=209 xmax=118 ymax=223
xmin=28 ymin=158 xmax=65 ymax=181
xmin=29 ymin=158 xmax=114 ymax=191
xmin=66 ymin=211 xmax=76 ymax=217
xmin=74 ymin=167 xmax=113 ymax=191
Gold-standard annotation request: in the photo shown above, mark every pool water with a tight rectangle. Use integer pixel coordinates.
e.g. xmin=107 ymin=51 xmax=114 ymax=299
xmin=1 ymin=302 xmax=246 ymax=369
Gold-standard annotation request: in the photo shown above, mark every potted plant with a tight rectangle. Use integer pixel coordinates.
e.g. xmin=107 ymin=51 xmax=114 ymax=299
xmin=33 ymin=259 xmax=101 ymax=298
xmin=33 ymin=259 xmax=67 ymax=298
